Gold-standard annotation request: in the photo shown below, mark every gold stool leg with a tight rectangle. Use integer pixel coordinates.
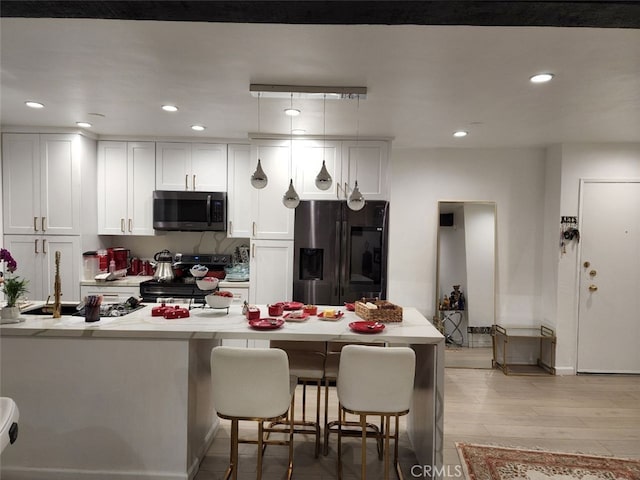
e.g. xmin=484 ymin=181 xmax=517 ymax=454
xmin=287 ymin=394 xmax=295 ymax=480
xmin=337 ymin=403 xmax=343 ymax=480
xmin=361 ymin=414 xmax=368 ymax=480
xmin=323 ymin=378 xmax=331 ymax=455
xmin=257 ymin=421 xmax=264 ymax=480
xmin=384 ymin=415 xmax=391 ymax=480
xmin=224 ymin=418 xmax=238 ymax=480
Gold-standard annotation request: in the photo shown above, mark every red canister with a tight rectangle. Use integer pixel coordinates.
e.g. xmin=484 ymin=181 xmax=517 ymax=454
xmin=268 ymin=303 xmax=284 ymax=316
xmin=245 ymin=307 xmax=260 ymax=320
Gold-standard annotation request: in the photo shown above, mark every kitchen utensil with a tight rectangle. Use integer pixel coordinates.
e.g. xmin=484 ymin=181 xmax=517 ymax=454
xmin=153 ymin=249 xmax=174 ymax=282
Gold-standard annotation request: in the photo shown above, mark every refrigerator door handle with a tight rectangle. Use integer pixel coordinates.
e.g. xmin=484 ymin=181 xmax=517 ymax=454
xmin=341 ymin=219 xmax=348 ymax=299
xmin=334 ymin=220 xmax=341 ymax=296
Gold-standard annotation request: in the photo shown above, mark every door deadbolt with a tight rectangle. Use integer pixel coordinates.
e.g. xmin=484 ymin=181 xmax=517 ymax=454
xmin=588 ymin=285 xmax=598 ymax=292
xmin=583 ymin=261 xmax=591 ymax=268
xmin=589 ymin=270 xmax=597 ymax=277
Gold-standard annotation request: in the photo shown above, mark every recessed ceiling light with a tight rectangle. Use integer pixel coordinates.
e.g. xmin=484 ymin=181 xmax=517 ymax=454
xmin=284 ymin=108 xmax=300 ymax=117
xmin=453 ymin=131 xmax=468 ymax=138
xmin=292 ymin=129 xmax=306 ymax=135
xmin=162 ymin=105 xmax=178 ymax=112
xmin=76 ymin=122 xmax=92 ymax=128
xmin=25 ymin=101 xmax=44 ymax=109
xmin=530 ymin=73 xmax=554 ymax=84
xmin=191 ymin=125 xmax=206 ymax=131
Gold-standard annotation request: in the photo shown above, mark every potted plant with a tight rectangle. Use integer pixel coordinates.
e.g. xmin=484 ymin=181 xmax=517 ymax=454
xmin=1 ymin=248 xmax=29 ymax=320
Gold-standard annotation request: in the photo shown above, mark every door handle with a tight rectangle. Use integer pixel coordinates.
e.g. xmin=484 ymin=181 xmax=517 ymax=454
xmin=252 ymin=244 xmax=255 ymax=258
xmin=34 ymin=216 xmax=39 ymax=232
xmin=336 ymin=182 xmax=341 ymax=199
xmin=41 ymin=217 xmax=46 ymax=232
xmin=229 ymin=221 xmax=233 ymax=235
xmin=252 ymin=221 xmax=256 ymax=237
xmin=185 ymin=174 xmax=189 ymax=190
xmin=589 ymin=284 xmax=598 ymax=292
xmin=121 ymin=218 xmax=125 ymax=233
xmin=193 ymin=174 xmax=196 ymax=190
xmin=35 ymin=239 xmax=39 ymax=254
xmin=128 ymin=218 xmax=133 ymax=233
xmin=42 ymin=239 xmax=47 ymax=254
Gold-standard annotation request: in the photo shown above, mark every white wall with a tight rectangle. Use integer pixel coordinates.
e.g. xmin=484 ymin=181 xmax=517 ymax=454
xmin=438 ymin=205 xmax=466 ymax=303
xmin=549 ymin=143 xmax=640 ymax=374
xmin=388 ymin=147 xmax=546 ymax=323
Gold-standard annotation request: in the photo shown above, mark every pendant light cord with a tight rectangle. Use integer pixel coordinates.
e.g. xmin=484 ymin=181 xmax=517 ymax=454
xmin=257 ymin=92 xmax=261 ymax=133
xmin=355 ymin=95 xmax=360 ymax=182
xmin=323 ymin=94 xmax=327 ymax=163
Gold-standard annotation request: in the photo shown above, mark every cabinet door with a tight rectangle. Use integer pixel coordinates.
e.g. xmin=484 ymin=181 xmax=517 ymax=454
xmin=97 ymin=141 xmax=129 ymax=234
xmin=80 ymin=285 xmax=141 ymax=303
xmin=191 ymin=143 xmax=227 ymax=191
xmin=3 ymin=235 xmax=42 ymax=302
xmin=250 ymin=140 xmax=295 ymax=240
xmin=341 ymin=140 xmax=389 ymax=201
xmin=40 ymin=134 xmax=81 ymax=234
xmin=2 ymin=134 xmax=41 ymax=234
xmin=127 ymin=142 xmax=156 ymax=235
xmin=227 ymin=144 xmax=252 ymax=238
xmin=294 ymin=139 xmax=342 ymax=200
xmin=42 ymin=236 xmax=81 ymax=302
xmin=249 ymin=239 xmax=293 ymax=304
xmin=156 ymin=142 xmax=190 ymax=191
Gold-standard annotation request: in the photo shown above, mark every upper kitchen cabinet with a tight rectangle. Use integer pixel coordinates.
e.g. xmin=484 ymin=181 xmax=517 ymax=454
xmin=2 ymin=133 xmax=81 ymax=235
xmin=97 ymin=141 xmax=155 ymax=235
xmin=341 ymin=140 xmax=390 ymax=201
xmin=250 ymin=139 xmax=295 ymax=240
xmin=156 ymin=142 xmax=227 ymax=192
xmin=293 ymin=139 xmax=342 ymax=200
xmin=227 ymin=144 xmax=252 ymax=238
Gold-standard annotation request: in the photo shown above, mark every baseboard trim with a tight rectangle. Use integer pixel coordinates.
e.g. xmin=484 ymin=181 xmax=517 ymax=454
xmin=0 ymin=466 xmax=188 ymax=480
xmin=554 ymin=366 xmax=576 ymax=376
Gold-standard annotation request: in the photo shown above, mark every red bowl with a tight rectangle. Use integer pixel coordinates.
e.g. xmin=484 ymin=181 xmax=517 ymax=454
xmin=268 ymin=304 xmax=284 ymax=316
xmin=207 ymin=271 xmax=226 ymax=280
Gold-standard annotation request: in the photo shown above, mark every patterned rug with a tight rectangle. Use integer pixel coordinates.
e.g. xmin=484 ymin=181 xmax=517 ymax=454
xmin=456 ymin=443 xmax=640 ymax=480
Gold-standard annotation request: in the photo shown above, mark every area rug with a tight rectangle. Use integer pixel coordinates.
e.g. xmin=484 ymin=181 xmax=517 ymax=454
xmin=456 ymin=443 xmax=640 ymax=480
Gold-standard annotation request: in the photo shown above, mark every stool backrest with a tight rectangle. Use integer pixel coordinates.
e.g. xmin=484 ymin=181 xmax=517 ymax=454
xmin=211 ymin=346 xmax=291 ymax=419
xmin=337 ymin=345 xmax=415 ymax=413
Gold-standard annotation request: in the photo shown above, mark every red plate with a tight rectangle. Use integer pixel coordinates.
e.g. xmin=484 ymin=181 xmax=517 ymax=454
xmin=344 ymin=303 xmax=355 ymax=311
xmin=318 ymin=311 xmax=344 ymax=320
xmin=349 ymin=321 xmax=385 ymax=333
xmin=283 ymin=301 xmax=304 ymax=311
xmin=283 ymin=312 xmax=310 ymax=321
xmin=249 ymin=318 xmax=284 ymax=330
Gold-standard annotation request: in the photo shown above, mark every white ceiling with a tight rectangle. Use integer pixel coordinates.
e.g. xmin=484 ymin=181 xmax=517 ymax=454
xmin=1 ymin=18 xmax=639 ymax=148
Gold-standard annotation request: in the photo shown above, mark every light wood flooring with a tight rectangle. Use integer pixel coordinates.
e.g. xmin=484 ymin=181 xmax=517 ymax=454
xmin=195 ymin=369 xmax=640 ymax=479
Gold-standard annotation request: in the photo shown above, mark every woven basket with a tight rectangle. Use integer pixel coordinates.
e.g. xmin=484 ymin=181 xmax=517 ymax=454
xmin=354 ymin=298 xmax=403 ymax=322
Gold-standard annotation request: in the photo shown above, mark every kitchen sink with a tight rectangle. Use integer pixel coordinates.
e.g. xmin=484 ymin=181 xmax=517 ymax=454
xmin=21 ymin=304 xmax=80 ymax=315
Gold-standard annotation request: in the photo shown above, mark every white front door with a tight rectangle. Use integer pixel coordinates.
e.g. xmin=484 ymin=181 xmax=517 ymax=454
xmin=577 ymin=180 xmax=640 ymax=373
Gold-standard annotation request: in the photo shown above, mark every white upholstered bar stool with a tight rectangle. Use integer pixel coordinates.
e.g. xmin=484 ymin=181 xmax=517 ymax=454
xmin=269 ymin=340 xmax=325 ymax=457
xmin=211 ymin=346 xmax=297 ymax=480
xmin=337 ymin=345 xmax=416 ymax=480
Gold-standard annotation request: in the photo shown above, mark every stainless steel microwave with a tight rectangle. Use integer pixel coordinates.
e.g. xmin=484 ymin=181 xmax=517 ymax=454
xmin=153 ymin=191 xmax=226 ymax=231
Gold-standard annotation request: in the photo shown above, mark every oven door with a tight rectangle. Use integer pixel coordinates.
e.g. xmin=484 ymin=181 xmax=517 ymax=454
xmin=153 ymin=191 xmax=226 ymax=231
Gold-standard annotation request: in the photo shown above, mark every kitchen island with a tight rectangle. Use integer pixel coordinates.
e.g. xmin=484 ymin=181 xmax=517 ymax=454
xmin=0 ymin=304 xmax=444 ymax=480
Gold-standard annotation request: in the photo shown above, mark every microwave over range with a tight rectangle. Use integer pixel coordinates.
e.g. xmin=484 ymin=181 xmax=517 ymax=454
xmin=153 ymin=190 xmax=226 ymax=231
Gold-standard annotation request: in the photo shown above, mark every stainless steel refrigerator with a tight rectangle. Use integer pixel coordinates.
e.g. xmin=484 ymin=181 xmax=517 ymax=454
xmin=293 ymin=200 xmax=389 ymax=305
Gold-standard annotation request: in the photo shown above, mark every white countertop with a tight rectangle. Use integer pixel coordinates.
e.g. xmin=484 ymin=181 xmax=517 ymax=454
xmin=1 ymin=304 xmax=443 ymax=344
xmin=79 ymin=277 xmax=249 ymax=289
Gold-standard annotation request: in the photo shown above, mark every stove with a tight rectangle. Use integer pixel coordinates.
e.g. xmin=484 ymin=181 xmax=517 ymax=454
xmin=139 ymin=253 xmax=232 ymax=303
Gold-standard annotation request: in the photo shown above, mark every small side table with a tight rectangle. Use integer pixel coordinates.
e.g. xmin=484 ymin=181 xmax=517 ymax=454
xmin=492 ymin=325 xmax=556 ymax=375
xmin=441 ymin=310 xmax=464 ymax=346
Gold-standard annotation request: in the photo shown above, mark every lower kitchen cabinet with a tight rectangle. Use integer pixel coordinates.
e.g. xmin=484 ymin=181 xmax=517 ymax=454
xmin=3 ymin=235 xmax=80 ymax=302
xmin=249 ymin=239 xmax=293 ymax=305
xmin=79 ymin=284 xmax=142 ymax=303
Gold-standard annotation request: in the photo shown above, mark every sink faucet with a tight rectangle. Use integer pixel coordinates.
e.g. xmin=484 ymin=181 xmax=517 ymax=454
xmin=44 ymin=251 xmax=63 ymax=317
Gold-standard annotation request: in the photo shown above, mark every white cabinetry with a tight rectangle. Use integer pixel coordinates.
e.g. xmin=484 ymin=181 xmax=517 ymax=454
xmin=4 ymin=235 xmax=81 ymax=302
xmin=293 ymin=139 xmax=342 ymax=200
xmin=97 ymin=141 xmax=155 ymax=235
xmin=156 ymin=142 xmax=227 ymax=192
xmin=2 ymin=133 xmax=81 ymax=235
xmin=248 ymin=240 xmax=293 ymax=305
xmin=250 ymin=139 xmax=295 ymax=240
xmin=226 ymin=144 xmax=252 ymax=238
xmin=340 ymin=140 xmax=390 ymax=201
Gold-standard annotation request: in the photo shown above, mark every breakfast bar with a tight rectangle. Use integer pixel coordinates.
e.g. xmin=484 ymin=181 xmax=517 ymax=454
xmin=0 ymin=304 xmax=444 ymax=480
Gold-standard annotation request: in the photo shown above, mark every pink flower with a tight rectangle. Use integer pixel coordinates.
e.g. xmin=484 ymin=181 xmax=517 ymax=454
xmin=0 ymin=248 xmax=17 ymax=273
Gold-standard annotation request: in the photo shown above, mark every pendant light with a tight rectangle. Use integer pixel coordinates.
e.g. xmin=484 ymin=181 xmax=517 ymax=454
xmin=347 ymin=96 xmax=365 ymax=211
xmin=282 ymin=94 xmax=300 ymax=209
xmin=250 ymin=93 xmax=268 ymax=189
xmin=315 ymin=94 xmax=333 ymax=191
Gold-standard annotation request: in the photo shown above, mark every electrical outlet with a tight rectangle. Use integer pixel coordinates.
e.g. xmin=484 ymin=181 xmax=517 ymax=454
xmin=467 ymin=326 xmax=493 ymax=334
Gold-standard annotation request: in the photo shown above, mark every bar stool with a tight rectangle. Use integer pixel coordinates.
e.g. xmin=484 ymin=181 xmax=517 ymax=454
xmin=0 ymin=397 xmax=19 ymax=454
xmin=323 ymin=342 xmax=384 ymax=458
xmin=337 ymin=345 xmax=416 ymax=480
xmin=211 ymin=346 xmax=297 ymax=480
xmin=270 ymin=340 xmax=325 ymax=457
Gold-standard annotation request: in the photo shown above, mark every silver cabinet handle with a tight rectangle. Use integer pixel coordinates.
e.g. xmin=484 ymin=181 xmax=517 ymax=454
xmin=344 ymin=182 xmax=349 ymax=198
xmin=252 ymin=244 xmax=255 ymax=258
xmin=336 ymin=183 xmax=341 ymax=199
xmin=34 ymin=217 xmax=39 ymax=232
xmin=42 ymin=239 xmax=47 ymax=254
xmin=42 ymin=216 xmax=46 ymax=232
xmin=193 ymin=174 xmax=196 ymax=190
xmin=35 ymin=239 xmax=39 ymax=254
xmin=128 ymin=218 xmax=133 ymax=233
xmin=229 ymin=221 xmax=233 ymax=235
xmin=252 ymin=221 xmax=256 ymax=237
xmin=185 ymin=174 xmax=189 ymax=190
xmin=121 ymin=218 xmax=125 ymax=233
